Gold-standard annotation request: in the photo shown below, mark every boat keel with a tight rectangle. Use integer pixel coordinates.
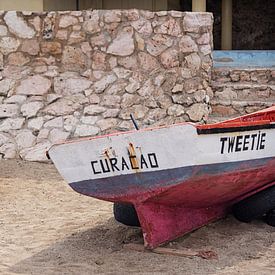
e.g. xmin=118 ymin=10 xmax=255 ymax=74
xmin=135 ymin=202 xmax=228 ymax=249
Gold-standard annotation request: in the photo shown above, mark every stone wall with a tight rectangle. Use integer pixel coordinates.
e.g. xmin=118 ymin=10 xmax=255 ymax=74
xmin=0 ymin=10 xmax=213 ymax=161
xmin=210 ymin=68 xmax=275 ymax=122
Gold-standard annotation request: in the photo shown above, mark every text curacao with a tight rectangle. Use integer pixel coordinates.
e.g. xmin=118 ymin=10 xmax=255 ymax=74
xmin=91 ymin=153 xmax=159 ymax=174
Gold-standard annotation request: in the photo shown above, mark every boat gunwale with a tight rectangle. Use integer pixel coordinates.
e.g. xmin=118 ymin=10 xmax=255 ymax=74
xmin=47 ymin=106 xmax=275 ymax=153
xmin=197 ymin=120 xmax=275 ymax=134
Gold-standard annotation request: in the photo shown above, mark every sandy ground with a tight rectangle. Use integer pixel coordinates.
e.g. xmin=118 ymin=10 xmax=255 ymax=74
xmin=0 ymin=159 xmax=274 ymax=275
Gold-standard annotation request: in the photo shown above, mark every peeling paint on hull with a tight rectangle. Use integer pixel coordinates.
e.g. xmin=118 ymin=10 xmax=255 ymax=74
xmin=48 ymin=106 xmax=275 ymax=248
xmin=69 ymin=157 xmax=275 ymax=204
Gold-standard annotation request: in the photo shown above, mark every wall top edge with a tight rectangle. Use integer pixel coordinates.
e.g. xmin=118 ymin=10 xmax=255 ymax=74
xmin=0 ymin=9 xmax=213 ymax=16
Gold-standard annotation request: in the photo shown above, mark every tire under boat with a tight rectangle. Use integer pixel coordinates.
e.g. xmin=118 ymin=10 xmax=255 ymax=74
xmin=48 ymin=106 xmax=275 ymax=248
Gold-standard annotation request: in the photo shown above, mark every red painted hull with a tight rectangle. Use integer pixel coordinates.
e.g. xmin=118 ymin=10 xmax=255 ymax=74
xmin=69 ymin=157 xmax=275 ymax=248
xmin=134 ymin=159 xmax=275 ymax=248
xmin=49 ymin=106 xmax=275 ymax=248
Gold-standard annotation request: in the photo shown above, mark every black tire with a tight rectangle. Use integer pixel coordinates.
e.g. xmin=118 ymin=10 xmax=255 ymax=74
xmin=232 ymin=185 xmax=275 ymax=223
xmin=265 ymin=209 xmax=275 ymax=227
xmin=113 ymin=202 xmax=140 ymax=227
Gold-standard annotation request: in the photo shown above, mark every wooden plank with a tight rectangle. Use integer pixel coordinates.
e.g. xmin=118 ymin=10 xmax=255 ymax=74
xmin=124 ymin=243 xmax=218 ymax=260
xmin=96 ymin=0 xmax=103 ymax=9
xmin=0 ymin=0 xmax=43 ymax=11
xmin=43 ymin=0 xmax=77 ymax=11
xmin=168 ymin=0 xmax=181 ymax=10
xmin=154 ymin=0 xmax=168 ymax=11
xmin=79 ymin=0 xmax=101 ymax=10
xmin=123 ymin=0 xmax=152 ymax=10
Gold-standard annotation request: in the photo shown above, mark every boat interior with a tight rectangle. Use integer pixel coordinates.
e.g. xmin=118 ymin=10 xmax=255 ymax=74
xmin=197 ymin=105 xmax=275 ymax=131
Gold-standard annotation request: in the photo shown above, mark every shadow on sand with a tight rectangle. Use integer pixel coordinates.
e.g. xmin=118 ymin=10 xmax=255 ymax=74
xmin=0 ymin=159 xmax=61 ymax=181
xmin=10 ymin=216 xmax=275 ymax=275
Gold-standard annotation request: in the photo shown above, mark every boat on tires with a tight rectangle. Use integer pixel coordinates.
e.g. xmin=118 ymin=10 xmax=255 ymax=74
xmin=48 ymin=106 xmax=275 ymax=249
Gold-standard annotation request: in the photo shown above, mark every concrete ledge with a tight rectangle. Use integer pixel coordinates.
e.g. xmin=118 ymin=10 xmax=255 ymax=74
xmin=213 ymin=50 xmax=275 ymax=68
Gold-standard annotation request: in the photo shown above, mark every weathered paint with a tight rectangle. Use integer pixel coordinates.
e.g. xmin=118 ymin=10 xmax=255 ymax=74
xmin=213 ymin=50 xmax=275 ymax=68
xmin=48 ymin=106 xmax=275 ymax=248
xmin=69 ymin=157 xmax=275 ymax=202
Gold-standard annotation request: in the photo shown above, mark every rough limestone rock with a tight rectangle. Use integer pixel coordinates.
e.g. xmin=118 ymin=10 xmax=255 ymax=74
xmin=90 ymin=33 xmax=109 ymax=47
xmin=125 ymin=79 xmax=140 ymax=93
xmin=44 ymin=117 xmax=63 ymax=128
xmin=28 ymin=117 xmax=44 ymax=130
xmin=29 ymin=16 xmax=41 ymax=32
xmin=15 ymin=130 xmax=36 ymax=150
xmin=146 ymin=34 xmax=173 ymax=56
xmin=0 ymin=133 xmax=10 ymax=146
xmin=41 ymin=42 xmax=62 ymax=55
xmin=0 ymin=118 xmax=25 ymax=132
xmin=137 ymin=80 xmax=154 ymax=97
xmin=160 ymin=49 xmax=179 ymax=69
xmin=20 ymin=141 xmax=52 ymax=162
xmin=107 ymin=27 xmax=135 ymax=56
xmin=80 ymin=116 xmax=98 ymax=125
xmin=7 ymin=52 xmax=30 ymax=66
xmin=104 ymin=10 xmax=122 ymax=23
xmin=16 ymin=75 xmax=51 ymax=96
xmin=75 ymin=125 xmax=99 ymax=137
xmin=59 ymin=15 xmax=78 ymax=28
xmin=54 ymin=77 xmax=92 ymax=95
xmin=49 ymin=129 xmax=70 ymax=143
xmin=121 ymin=94 xmax=140 ymax=108
xmin=21 ymin=102 xmax=44 ymax=118
xmin=101 ymin=95 xmax=121 ymax=107
xmin=215 ymin=87 xmax=238 ymax=101
xmin=113 ymin=67 xmax=132 ymax=79
xmin=183 ymin=77 xmax=203 ymax=93
xmin=131 ymin=18 xmax=153 ymax=36
xmin=43 ymin=98 xmax=81 ymax=116
xmin=61 ymin=46 xmax=86 ymax=71
xmin=83 ymin=11 xmax=100 ymax=34
xmin=179 ymin=35 xmax=198 ymax=53
xmin=0 ymin=79 xmax=16 ymax=96
xmin=185 ymin=53 xmax=201 ymax=72
xmin=0 ymin=25 xmax=8 ymax=36
xmin=0 ymin=104 xmax=19 ymax=118
xmin=0 ymin=37 xmax=21 ymax=55
xmin=103 ymin=109 xmax=120 ymax=118
xmin=172 ymin=84 xmax=184 ymax=94
xmin=68 ymin=31 xmax=86 ymax=45
xmin=183 ymin=12 xmax=212 ymax=33
xmin=37 ymin=129 xmax=49 ymax=141
xmin=172 ymin=94 xmax=193 ymax=106
xmin=167 ymin=104 xmax=185 ymax=116
xmin=64 ymin=116 xmax=79 ymax=132
xmin=194 ymin=90 xmax=207 ymax=102
xmin=197 ymin=33 xmax=210 ymax=45
xmin=154 ymin=17 xmax=181 ymax=37
xmin=4 ymin=11 xmax=35 ymax=39
xmin=56 ymin=29 xmax=68 ymax=40
xmin=0 ymin=142 xmax=17 ymax=159
xmin=94 ymin=74 xmax=117 ymax=93
xmin=138 ymin=52 xmax=160 ymax=72
xmin=0 ymin=10 xmax=215 ymax=161
xmin=92 ymin=51 xmax=107 ymax=70
xmin=200 ymin=44 xmax=211 ymax=55
xmin=5 ymin=95 xmax=26 ymax=104
xmin=187 ymin=103 xmax=209 ymax=121
xmin=117 ymin=55 xmax=138 ymax=69
xmin=84 ymin=105 xmax=106 ymax=115
xmin=97 ymin=118 xmax=117 ymax=131
xmin=119 ymin=104 xmax=148 ymax=120
xmin=0 ymin=53 xmax=3 ymax=68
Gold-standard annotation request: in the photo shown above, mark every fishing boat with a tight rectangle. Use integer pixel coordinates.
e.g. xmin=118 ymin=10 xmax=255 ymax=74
xmin=48 ymin=106 xmax=275 ymax=249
